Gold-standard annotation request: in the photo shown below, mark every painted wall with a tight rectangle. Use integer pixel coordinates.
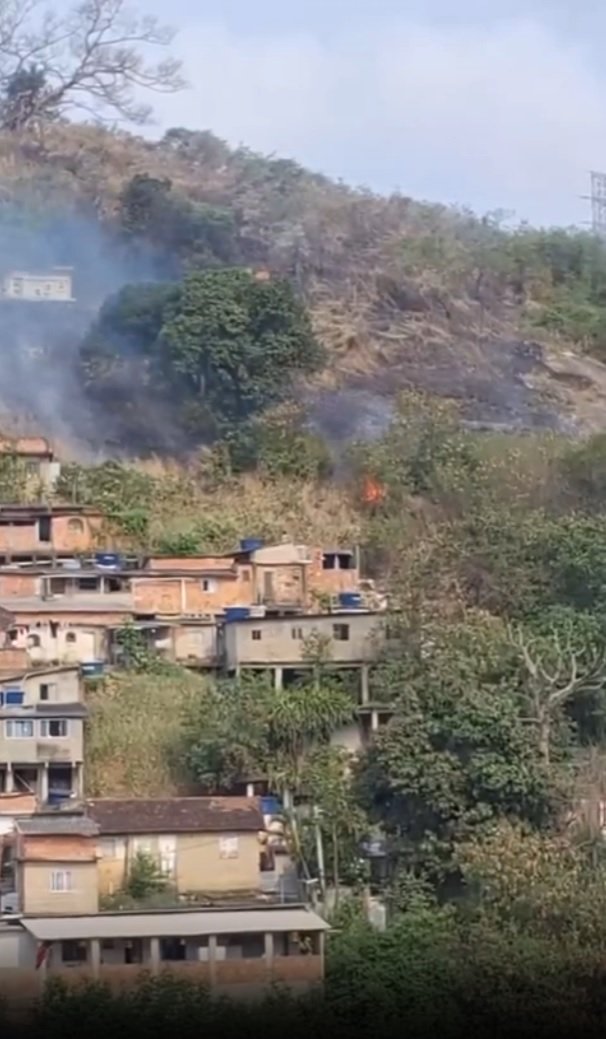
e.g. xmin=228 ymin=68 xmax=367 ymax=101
xmin=223 ymin=613 xmax=384 ymax=667
xmin=20 ymin=860 xmax=98 ymax=914
xmin=97 ymin=831 xmax=261 ymax=896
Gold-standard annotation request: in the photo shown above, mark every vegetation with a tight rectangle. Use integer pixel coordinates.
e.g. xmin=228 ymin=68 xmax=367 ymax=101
xmin=81 ymin=267 xmax=325 ymax=441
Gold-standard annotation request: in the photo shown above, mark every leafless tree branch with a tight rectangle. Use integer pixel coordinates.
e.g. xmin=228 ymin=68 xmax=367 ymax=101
xmin=0 ymin=0 xmax=185 ymax=130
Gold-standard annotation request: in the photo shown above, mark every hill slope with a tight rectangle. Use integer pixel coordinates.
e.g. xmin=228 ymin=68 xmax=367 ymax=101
xmin=0 ymin=123 xmax=605 ymax=451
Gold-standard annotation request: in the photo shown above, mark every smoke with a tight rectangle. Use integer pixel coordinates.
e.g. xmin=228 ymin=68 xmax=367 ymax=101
xmin=0 ymin=205 xmax=180 ymax=460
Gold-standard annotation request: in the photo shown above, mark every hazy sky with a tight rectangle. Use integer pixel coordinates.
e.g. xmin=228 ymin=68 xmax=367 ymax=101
xmin=137 ymin=0 xmax=606 ymax=226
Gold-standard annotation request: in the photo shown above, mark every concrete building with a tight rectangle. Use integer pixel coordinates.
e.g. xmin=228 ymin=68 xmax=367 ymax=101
xmin=219 ymin=610 xmax=385 ymax=690
xmin=0 ymin=505 xmax=104 ymax=563
xmin=4 ymin=599 xmax=131 ymax=666
xmin=87 ymin=797 xmax=265 ymax=899
xmin=0 ymin=665 xmax=87 ymax=801
xmin=1 ymin=268 xmax=74 ymax=302
xmin=12 ymin=814 xmax=100 ymax=915
xmin=0 ymin=437 xmax=60 ymax=489
xmin=0 ymin=904 xmax=328 ymax=1008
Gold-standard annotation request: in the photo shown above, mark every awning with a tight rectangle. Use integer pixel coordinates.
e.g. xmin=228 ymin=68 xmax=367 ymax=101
xmin=21 ymin=907 xmax=330 ymax=942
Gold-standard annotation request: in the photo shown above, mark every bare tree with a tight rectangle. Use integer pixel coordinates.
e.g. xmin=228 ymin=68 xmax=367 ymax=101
xmin=0 ymin=0 xmax=185 ymax=130
xmin=509 ymin=624 xmax=606 ymax=764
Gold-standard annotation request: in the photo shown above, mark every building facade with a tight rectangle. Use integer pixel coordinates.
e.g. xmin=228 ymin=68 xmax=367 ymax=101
xmin=87 ymin=797 xmax=265 ymax=898
xmin=0 ymin=665 xmax=86 ymax=801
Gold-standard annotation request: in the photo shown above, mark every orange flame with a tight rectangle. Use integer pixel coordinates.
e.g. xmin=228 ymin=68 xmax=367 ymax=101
xmin=361 ymin=476 xmax=386 ymax=505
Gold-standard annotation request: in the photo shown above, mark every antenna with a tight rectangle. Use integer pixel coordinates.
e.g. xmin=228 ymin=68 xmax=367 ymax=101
xmin=581 ymin=172 xmax=606 ymax=238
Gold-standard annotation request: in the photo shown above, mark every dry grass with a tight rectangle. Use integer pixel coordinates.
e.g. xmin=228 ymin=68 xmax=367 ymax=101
xmin=84 ymin=670 xmax=205 ymax=797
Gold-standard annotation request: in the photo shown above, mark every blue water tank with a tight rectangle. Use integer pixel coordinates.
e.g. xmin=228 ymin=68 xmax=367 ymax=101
xmin=239 ymin=538 xmax=264 ymax=553
xmin=224 ymin=607 xmax=251 ymax=623
xmin=80 ymin=661 xmax=105 ymax=677
xmin=339 ymin=592 xmax=363 ymax=609
xmin=95 ymin=552 xmax=122 ymax=569
xmin=261 ymin=795 xmax=282 ymax=816
xmin=4 ymin=689 xmax=24 ymax=705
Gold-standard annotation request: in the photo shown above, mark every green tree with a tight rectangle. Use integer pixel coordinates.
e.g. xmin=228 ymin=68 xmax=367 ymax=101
xmin=356 ymin=616 xmax=556 ymax=886
xmin=126 ymin=850 xmax=169 ymax=899
xmin=160 ymin=268 xmax=325 ymax=426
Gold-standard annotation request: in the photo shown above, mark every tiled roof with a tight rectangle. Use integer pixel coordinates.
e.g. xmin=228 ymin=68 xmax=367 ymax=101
xmin=86 ymin=797 xmax=264 ymax=835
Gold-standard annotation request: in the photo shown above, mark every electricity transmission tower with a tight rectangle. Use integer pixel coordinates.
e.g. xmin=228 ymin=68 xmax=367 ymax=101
xmin=582 ymin=171 xmax=606 ymax=237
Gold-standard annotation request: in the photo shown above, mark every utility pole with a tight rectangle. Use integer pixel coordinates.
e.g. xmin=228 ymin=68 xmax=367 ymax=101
xmin=313 ymin=805 xmax=326 ymax=901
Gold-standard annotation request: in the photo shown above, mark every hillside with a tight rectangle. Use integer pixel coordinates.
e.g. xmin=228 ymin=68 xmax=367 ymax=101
xmin=1 ymin=123 xmax=606 ymax=455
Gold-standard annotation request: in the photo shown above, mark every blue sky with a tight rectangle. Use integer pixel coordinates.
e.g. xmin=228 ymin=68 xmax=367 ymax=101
xmin=138 ymin=0 xmax=606 ymax=227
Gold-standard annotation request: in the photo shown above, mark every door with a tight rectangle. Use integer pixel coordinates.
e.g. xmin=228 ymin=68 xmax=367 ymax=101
xmin=263 ymin=570 xmax=275 ymax=602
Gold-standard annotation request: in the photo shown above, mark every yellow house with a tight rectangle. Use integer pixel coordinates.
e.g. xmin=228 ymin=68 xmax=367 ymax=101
xmin=86 ymin=797 xmax=265 ymax=898
xmin=13 ymin=814 xmax=100 ymax=915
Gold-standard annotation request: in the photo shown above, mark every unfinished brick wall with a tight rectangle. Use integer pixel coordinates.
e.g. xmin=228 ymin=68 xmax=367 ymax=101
xmin=133 ymin=574 xmax=254 ymax=615
xmin=0 ymin=574 xmax=38 ymax=597
xmin=307 ymin=548 xmax=360 ymax=600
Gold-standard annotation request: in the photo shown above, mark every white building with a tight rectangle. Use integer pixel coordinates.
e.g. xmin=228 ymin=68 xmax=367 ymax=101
xmin=1 ymin=268 xmax=74 ymax=302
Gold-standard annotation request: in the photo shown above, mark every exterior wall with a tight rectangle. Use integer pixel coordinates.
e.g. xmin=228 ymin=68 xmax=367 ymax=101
xmin=177 ymin=831 xmax=260 ymax=892
xmin=0 ymin=512 xmax=103 ymax=554
xmin=173 ymin=624 xmax=217 ymax=665
xmin=4 ymin=272 xmax=72 ymax=301
xmin=0 ymin=648 xmax=28 ymax=673
xmin=0 ymin=668 xmax=82 ymax=706
xmin=0 ymin=573 xmax=39 ymax=597
xmin=148 ymin=556 xmax=235 ymax=571
xmin=222 ymin=613 xmax=384 ymax=668
xmin=132 ymin=575 xmax=253 ymax=616
xmin=307 ymin=548 xmax=360 ymax=599
xmin=0 ymin=718 xmax=84 ymax=765
xmin=20 ymin=860 xmax=98 ymax=914
xmin=252 ymin=563 xmax=305 ymax=607
xmin=9 ymin=622 xmax=102 ymax=665
xmin=97 ymin=831 xmax=261 ymax=896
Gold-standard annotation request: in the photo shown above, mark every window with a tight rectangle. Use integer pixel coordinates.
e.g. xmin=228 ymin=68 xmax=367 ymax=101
xmin=39 ymin=683 xmax=57 ymax=702
xmin=26 ymin=633 xmax=41 ymax=648
xmin=40 ymin=719 xmax=68 ymax=738
xmin=251 ymin=630 xmax=262 ymax=641
xmin=333 ymin=624 xmax=350 ymax=641
xmin=38 ymin=516 xmax=51 ymax=542
xmin=100 ymin=838 xmax=118 ymax=858
xmin=291 ymin=627 xmax=303 ymax=640
xmin=49 ymin=577 xmax=67 ymax=595
xmin=7 ymin=629 xmax=17 ymax=643
xmin=50 ymin=869 xmax=73 ymax=892
xmin=160 ymin=938 xmax=186 ymax=961
xmin=65 ymin=632 xmax=77 ymax=644
xmin=322 ymin=553 xmax=336 ymax=570
xmin=201 ymin=578 xmax=216 ymax=593
xmin=77 ymin=577 xmax=98 ymax=591
xmin=5 ymin=719 xmax=33 ymax=738
xmin=219 ymin=835 xmax=239 ymax=859
xmin=61 ymin=940 xmax=86 ymax=963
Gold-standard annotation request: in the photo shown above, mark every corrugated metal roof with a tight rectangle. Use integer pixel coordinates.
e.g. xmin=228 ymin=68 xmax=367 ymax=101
xmin=21 ymin=907 xmax=329 ymax=941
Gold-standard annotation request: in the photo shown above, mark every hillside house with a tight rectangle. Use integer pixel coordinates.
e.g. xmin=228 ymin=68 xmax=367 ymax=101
xmin=9 ymin=814 xmax=99 ymax=915
xmin=219 ymin=610 xmax=385 ymax=689
xmin=1 ymin=268 xmax=74 ymax=302
xmin=86 ymin=797 xmax=265 ymax=899
xmin=4 ymin=598 xmax=133 ymax=666
xmin=0 ymin=903 xmax=328 ymax=1008
xmin=0 ymin=437 xmax=60 ymax=488
xmin=0 ymin=506 xmax=104 ymax=563
xmin=0 ymin=665 xmax=86 ymax=802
